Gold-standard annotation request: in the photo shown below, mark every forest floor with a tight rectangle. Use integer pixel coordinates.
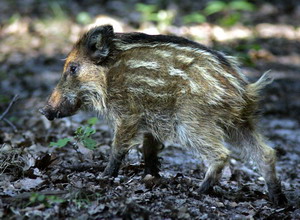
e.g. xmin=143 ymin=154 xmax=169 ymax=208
xmin=0 ymin=1 xmax=300 ymax=219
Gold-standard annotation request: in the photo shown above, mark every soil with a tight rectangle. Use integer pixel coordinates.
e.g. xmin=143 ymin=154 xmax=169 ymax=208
xmin=0 ymin=1 xmax=299 ymax=219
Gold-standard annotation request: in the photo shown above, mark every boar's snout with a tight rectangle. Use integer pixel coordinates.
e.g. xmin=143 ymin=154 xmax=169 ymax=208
xmin=40 ymin=87 xmax=82 ymax=121
xmin=39 ymin=105 xmax=57 ymax=121
xmin=40 ymin=97 xmax=82 ymax=121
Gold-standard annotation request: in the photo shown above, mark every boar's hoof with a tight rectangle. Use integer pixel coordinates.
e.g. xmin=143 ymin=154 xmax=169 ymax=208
xmin=101 ymin=166 xmax=119 ymax=178
xmin=199 ymin=178 xmax=216 ymax=194
xmin=269 ymin=191 xmax=288 ymax=206
xmin=267 ymin=182 xmax=289 ymax=206
xmin=142 ymin=174 xmax=162 ymax=188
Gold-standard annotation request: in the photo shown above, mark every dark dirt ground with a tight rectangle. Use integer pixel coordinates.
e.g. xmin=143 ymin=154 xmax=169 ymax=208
xmin=0 ymin=1 xmax=300 ymax=219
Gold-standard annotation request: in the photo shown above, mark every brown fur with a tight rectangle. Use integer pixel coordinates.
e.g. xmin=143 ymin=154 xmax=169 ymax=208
xmin=40 ymin=25 xmax=287 ymax=205
xmin=48 ymin=89 xmax=62 ymax=108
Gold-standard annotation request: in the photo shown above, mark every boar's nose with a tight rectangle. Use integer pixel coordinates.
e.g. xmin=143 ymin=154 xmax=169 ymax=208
xmin=39 ymin=106 xmax=55 ymax=121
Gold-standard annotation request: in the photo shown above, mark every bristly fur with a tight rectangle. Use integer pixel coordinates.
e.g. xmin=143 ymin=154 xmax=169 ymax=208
xmin=43 ymin=25 xmax=287 ymax=205
xmin=114 ymin=32 xmax=232 ymax=68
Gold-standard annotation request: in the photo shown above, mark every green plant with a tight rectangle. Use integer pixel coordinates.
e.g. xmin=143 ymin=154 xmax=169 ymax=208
xmin=74 ymin=117 xmax=98 ymax=150
xmin=228 ymin=0 xmax=255 ymax=11
xmin=50 ymin=138 xmax=71 ymax=148
xmin=49 ymin=117 xmax=98 ymax=150
xmin=29 ymin=193 xmax=65 ymax=207
xmin=183 ymin=12 xmax=206 ymax=24
xmin=235 ymin=43 xmax=261 ymax=51
xmin=183 ymin=0 xmax=255 ymax=26
xmin=8 ymin=13 xmax=20 ymax=24
xmin=136 ymin=3 xmax=158 ymax=23
xmin=234 ymin=42 xmax=261 ymax=66
xmin=0 ymin=95 xmax=10 ymax=104
xmin=236 ymin=52 xmax=254 ymax=66
xmin=206 ymin=0 xmax=255 ymax=26
xmin=71 ymin=191 xmax=101 ymax=209
xmin=204 ymin=1 xmax=227 ymax=15
xmin=76 ymin=12 xmax=92 ymax=25
xmin=49 ymin=2 xmax=67 ymax=20
xmin=135 ymin=3 xmax=175 ymax=30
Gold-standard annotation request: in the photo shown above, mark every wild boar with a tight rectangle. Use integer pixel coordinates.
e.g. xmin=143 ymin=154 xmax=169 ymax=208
xmin=40 ymin=25 xmax=287 ymax=205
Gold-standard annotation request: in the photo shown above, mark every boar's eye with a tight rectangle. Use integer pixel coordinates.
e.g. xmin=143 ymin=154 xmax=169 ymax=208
xmin=69 ymin=63 xmax=79 ymax=75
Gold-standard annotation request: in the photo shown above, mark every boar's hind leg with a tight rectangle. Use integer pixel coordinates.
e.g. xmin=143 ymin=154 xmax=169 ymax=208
xmin=102 ymin=120 xmax=140 ymax=177
xmin=143 ymin=133 xmax=162 ymax=177
xmin=245 ymin=131 xmax=288 ymax=205
xmin=198 ymin=143 xmax=230 ymax=193
xmin=177 ymin=123 xmax=230 ymax=193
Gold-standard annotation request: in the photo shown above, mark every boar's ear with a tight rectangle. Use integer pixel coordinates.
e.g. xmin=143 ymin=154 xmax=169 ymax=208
xmin=85 ymin=25 xmax=114 ymax=64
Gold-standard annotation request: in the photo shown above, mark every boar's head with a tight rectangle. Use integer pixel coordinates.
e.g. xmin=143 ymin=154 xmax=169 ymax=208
xmin=40 ymin=25 xmax=115 ymax=120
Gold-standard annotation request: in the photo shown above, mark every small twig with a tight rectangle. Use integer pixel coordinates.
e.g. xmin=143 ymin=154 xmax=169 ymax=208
xmin=0 ymin=95 xmax=19 ymax=120
xmin=0 ymin=95 xmax=19 ymax=131
xmin=20 ymin=204 xmax=46 ymax=212
xmin=3 ymin=118 xmax=17 ymax=132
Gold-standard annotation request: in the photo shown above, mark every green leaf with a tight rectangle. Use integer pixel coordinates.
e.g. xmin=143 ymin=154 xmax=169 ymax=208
xmin=147 ymin=14 xmax=160 ymax=22
xmin=8 ymin=13 xmax=20 ymax=24
xmin=83 ymin=138 xmax=97 ymax=150
xmin=76 ymin=12 xmax=92 ymax=25
xmin=83 ymin=127 xmax=96 ymax=137
xmin=250 ymin=44 xmax=261 ymax=51
xmin=135 ymin=3 xmax=157 ymax=13
xmin=50 ymin=138 xmax=71 ymax=148
xmin=0 ymin=95 xmax=9 ymax=104
xmin=37 ymin=194 xmax=46 ymax=202
xmin=50 ymin=2 xmax=67 ymax=20
xmin=75 ymin=127 xmax=83 ymax=135
xmin=228 ymin=0 xmax=255 ymax=11
xmin=219 ymin=13 xmax=241 ymax=26
xmin=29 ymin=193 xmax=38 ymax=202
xmin=204 ymin=1 xmax=227 ymax=15
xmin=87 ymin=117 xmax=98 ymax=126
xmin=183 ymin=12 xmax=206 ymax=24
xmin=47 ymin=195 xmax=65 ymax=204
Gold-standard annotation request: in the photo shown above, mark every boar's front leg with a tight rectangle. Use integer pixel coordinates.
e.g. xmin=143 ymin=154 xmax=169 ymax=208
xmin=102 ymin=119 xmax=140 ymax=177
xmin=102 ymin=145 xmax=127 ymax=177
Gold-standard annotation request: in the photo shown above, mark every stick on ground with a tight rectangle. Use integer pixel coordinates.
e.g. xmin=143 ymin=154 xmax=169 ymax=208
xmin=0 ymin=94 xmax=19 ymax=131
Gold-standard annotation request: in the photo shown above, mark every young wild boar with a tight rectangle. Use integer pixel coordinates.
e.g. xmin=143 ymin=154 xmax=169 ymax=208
xmin=40 ymin=25 xmax=287 ymax=205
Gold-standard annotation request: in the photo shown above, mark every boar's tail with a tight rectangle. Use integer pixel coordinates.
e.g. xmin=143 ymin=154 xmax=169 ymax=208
xmin=242 ymin=71 xmax=273 ymax=122
xmin=249 ymin=70 xmax=273 ymax=91
xmin=246 ymin=70 xmax=273 ymax=101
